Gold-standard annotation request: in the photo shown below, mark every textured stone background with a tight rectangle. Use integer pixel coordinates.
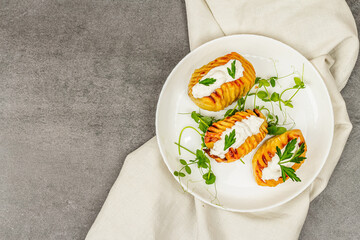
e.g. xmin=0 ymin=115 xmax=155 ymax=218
xmin=0 ymin=0 xmax=359 ymax=239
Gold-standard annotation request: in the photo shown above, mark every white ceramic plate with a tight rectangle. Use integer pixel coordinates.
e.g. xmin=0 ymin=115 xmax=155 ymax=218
xmin=156 ymin=34 xmax=333 ymax=212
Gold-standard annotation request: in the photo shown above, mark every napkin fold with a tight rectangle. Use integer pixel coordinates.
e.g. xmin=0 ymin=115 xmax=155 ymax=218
xmin=86 ymin=1 xmax=358 ymax=239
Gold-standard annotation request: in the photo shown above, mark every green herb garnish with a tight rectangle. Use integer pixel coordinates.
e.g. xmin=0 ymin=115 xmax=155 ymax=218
xmin=199 ymin=78 xmax=217 ymax=86
xmin=224 ymin=129 xmax=236 ymax=151
xmin=270 ymin=92 xmax=280 ymax=102
xmin=173 ymin=144 xmax=216 ymax=185
xmin=248 ymin=67 xmax=306 ymax=135
xmin=174 ymin=110 xmax=219 ymax=185
xmin=267 ymin=125 xmax=287 ymax=135
xmin=191 ymin=111 xmax=216 ymax=135
xmin=280 ymin=166 xmax=300 ymax=182
xmin=276 ymin=139 xmax=306 ymax=182
xmin=221 ymin=71 xmax=306 ymax=137
xmin=227 ymin=60 xmax=236 ymax=79
xmin=203 ymin=172 xmax=216 ymax=184
xmin=270 ymin=76 xmax=277 ymax=87
xmin=278 ymin=74 xmax=306 ymax=112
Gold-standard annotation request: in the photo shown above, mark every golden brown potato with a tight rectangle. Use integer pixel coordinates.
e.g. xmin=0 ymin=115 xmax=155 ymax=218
xmin=252 ymin=129 xmax=307 ymax=187
xmin=188 ymin=52 xmax=256 ymax=111
xmin=204 ymin=109 xmax=268 ymax=163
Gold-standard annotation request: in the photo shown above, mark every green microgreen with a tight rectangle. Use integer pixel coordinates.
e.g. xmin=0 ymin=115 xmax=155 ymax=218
xmin=267 ymin=125 xmax=287 ymax=135
xmin=278 ymin=66 xmax=306 ymax=112
xmin=257 ymin=90 xmax=268 ymax=99
xmin=270 ymin=76 xmax=277 ymax=87
xmin=203 ymin=172 xmax=216 ymax=184
xmin=173 ymin=142 xmax=216 ymax=185
xmin=270 ymin=92 xmax=280 ymax=102
xmin=248 ymin=65 xmax=306 ymax=134
xmin=175 ymin=111 xmax=219 ymax=186
xmin=177 ymin=126 xmax=203 ymax=155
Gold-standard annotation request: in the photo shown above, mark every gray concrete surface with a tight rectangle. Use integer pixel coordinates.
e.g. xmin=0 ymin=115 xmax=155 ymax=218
xmin=0 ymin=0 xmax=359 ymax=239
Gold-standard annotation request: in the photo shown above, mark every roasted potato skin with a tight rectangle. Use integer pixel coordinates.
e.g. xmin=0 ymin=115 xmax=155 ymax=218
xmin=252 ymin=129 xmax=307 ymax=187
xmin=188 ymin=52 xmax=256 ymax=112
xmin=204 ymin=109 xmax=268 ymax=163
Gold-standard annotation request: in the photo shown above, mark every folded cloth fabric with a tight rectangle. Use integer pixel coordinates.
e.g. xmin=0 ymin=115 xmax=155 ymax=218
xmin=86 ymin=1 xmax=358 ymax=239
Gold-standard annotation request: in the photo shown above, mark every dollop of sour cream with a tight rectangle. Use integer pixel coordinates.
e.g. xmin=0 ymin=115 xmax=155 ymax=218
xmin=192 ymin=59 xmax=244 ymax=99
xmin=210 ymin=115 xmax=264 ymax=159
xmin=261 ymin=138 xmax=301 ymax=181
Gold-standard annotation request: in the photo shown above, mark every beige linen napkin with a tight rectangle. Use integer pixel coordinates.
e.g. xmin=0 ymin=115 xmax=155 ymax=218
xmin=86 ymin=1 xmax=358 ymax=239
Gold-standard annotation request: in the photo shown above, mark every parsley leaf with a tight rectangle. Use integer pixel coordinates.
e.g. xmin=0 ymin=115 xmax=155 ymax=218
xmin=289 ymin=143 xmax=306 ymax=164
xmin=227 ymin=60 xmax=236 ymax=79
xmin=293 ymin=143 xmax=305 ymax=159
xmin=276 ymin=139 xmax=306 ymax=182
xmin=224 ymin=130 xmax=236 ymax=150
xmin=276 ymin=146 xmax=282 ymax=159
xmin=199 ymin=78 xmax=217 ymax=86
xmin=290 ymin=156 xmax=306 ymax=164
xmin=280 ymin=139 xmax=297 ymax=161
xmin=280 ymin=165 xmax=301 ymax=182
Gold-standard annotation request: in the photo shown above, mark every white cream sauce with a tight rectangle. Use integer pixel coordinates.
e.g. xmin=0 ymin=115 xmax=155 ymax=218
xmin=192 ymin=59 xmax=244 ymax=99
xmin=210 ymin=115 xmax=264 ymax=159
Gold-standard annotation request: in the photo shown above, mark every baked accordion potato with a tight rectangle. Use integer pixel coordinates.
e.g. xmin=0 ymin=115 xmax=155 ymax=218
xmin=204 ymin=109 xmax=268 ymax=163
xmin=188 ymin=52 xmax=256 ymax=111
xmin=252 ymin=129 xmax=307 ymax=187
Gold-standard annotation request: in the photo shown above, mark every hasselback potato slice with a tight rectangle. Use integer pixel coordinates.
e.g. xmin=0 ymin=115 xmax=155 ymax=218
xmin=204 ymin=109 xmax=268 ymax=163
xmin=252 ymin=129 xmax=307 ymax=187
xmin=188 ymin=52 xmax=256 ymax=111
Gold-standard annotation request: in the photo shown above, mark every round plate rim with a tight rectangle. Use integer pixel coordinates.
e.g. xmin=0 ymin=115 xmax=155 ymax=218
xmin=155 ymin=34 xmax=334 ymax=212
